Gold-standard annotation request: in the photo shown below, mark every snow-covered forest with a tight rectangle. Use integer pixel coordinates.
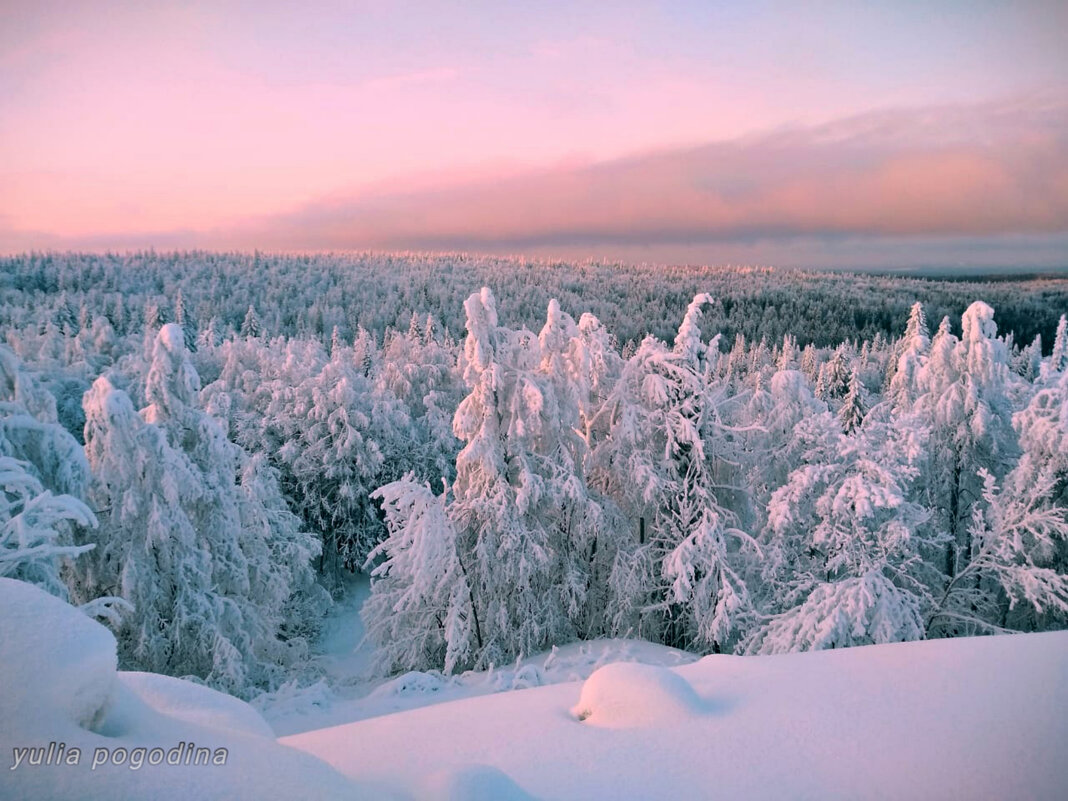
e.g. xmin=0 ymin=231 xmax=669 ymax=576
xmin=3 ymin=251 xmax=1068 ymax=700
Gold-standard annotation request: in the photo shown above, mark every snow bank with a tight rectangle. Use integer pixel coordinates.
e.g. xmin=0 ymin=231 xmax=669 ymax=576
xmin=1 ymin=576 xmax=116 ymax=731
xmin=118 ymin=672 xmax=276 ymax=739
xmin=264 ymin=628 xmax=696 ymax=736
xmin=0 ymin=578 xmax=378 ymax=800
xmin=419 ymin=764 xmax=536 ymax=801
xmin=286 ymin=631 xmax=1068 ymax=800
xmin=571 ymin=662 xmax=705 ymax=727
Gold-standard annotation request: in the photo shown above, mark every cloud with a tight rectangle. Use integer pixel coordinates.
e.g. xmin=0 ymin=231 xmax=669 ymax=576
xmin=238 ymin=95 xmax=1068 ymax=256
xmin=4 ymin=96 xmax=1066 ymax=270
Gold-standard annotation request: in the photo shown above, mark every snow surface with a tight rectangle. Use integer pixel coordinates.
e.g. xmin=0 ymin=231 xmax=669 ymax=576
xmin=571 ymin=662 xmax=706 ymax=726
xmin=117 ymin=672 xmax=276 ymax=740
xmin=285 ymin=631 xmax=1068 ymax=800
xmin=260 ymin=572 xmax=696 ymax=736
xmin=5 ymin=574 xmax=1068 ymax=799
xmin=0 ymin=578 xmax=384 ymax=800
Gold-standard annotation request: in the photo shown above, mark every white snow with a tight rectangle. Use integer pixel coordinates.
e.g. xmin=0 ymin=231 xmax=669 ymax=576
xmin=284 ymin=630 xmax=1068 ymax=800
xmin=571 ymin=661 xmax=705 ymax=727
xmin=4 ymin=573 xmax=1068 ymax=799
xmin=2 ymin=574 xmax=117 ymax=732
xmin=262 ymin=580 xmax=696 ymax=736
xmin=118 ymin=672 xmax=276 ymax=740
xmin=0 ymin=577 xmax=380 ymax=800
xmin=419 ymin=764 xmax=537 ymax=801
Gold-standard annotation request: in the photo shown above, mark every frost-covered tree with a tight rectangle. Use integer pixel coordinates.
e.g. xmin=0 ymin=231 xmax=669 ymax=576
xmin=0 ymin=456 xmax=95 ymax=599
xmin=1041 ymin=314 xmax=1067 ymax=381
xmin=1012 ymin=369 xmax=1068 ymax=512
xmin=445 ymin=290 xmax=605 ymax=666
xmin=815 ymin=346 xmax=850 ymax=402
xmin=887 ymin=302 xmax=930 ymax=412
xmin=591 ymin=294 xmax=755 ymax=652
xmin=0 ymin=346 xmax=90 ymax=499
xmin=926 ymin=468 xmax=1068 ymax=636
xmin=0 ymin=347 xmax=97 ymax=600
xmin=280 ymin=356 xmax=388 ymax=572
xmin=174 ymin=288 xmax=197 ymax=353
xmin=377 ymin=323 xmax=461 ymax=491
xmin=918 ymin=304 xmax=1018 ymax=579
xmin=241 ymin=304 xmax=261 ymax=338
xmin=746 ymin=367 xmax=829 ymax=508
xmin=838 ymin=368 xmax=867 ymax=434
xmin=1013 ymin=334 xmax=1042 ymax=382
xmin=363 ymin=475 xmax=478 ymax=674
xmin=748 ymin=409 xmax=937 ymax=653
xmin=79 ymin=326 xmax=327 ymax=696
xmin=367 ymin=290 xmax=618 ymax=672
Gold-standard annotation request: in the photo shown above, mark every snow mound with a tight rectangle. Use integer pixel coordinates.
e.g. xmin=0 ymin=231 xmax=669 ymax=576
xmin=0 ymin=578 xmax=374 ymax=801
xmin=119 ymin=672 xmax=275 ymax=739
xmin=571 ymin=662 xmax=704 ymax=727
xmin=420 ymin=764 xmax=538 ymax=801
xmin=368 ymin=669 xmax=450 ymax=698
xmin=0 ymin=576 xmax=117 ymax=730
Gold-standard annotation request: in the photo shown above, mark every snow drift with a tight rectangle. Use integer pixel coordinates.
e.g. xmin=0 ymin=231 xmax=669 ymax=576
xmin=4 ymin=575 xmax=1067 ymax=799
xmin=0 ymin=578 xmax=376 ymax=801
xmin=286 ymin=630 xmax=1068 ymax=800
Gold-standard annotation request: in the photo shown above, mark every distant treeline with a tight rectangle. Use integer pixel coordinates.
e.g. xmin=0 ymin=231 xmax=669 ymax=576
xmin=2 ymin=251 xmax=1066 ymax=351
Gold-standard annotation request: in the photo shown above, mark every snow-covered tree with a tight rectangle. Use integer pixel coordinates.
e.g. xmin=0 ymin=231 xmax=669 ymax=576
xmin=748 ymin=409 xmax=937 ymax=653
xmin=0 ymin=347 xmax=97 ymax=600
xmin=887 ymin=302 xmax=930 ymax=412
xmin=917 ymin=304 xmax=1018 ymax=580
xmin=838 ymin=368 xmax=867 ymax=434
xmin=0 ymin=456 xmax=95 ymax=599
xmin=241 ymin=304 xmax=261 ymax=338
xmin=746 ymin=367 xmax=830 ymax=507
xmin=79 ymin=326 xmax=327 ymax=696
xmin=363 ymin=475 xmax=478 ymax=674
xmin=927 ymin=468 xmax=1068 ymax=636
xmin=174 ymin=288 xmax=198 ymax=352
xmin=591 ymin=294 xmax=755 ymax=652
xmin=1041 ymin=314 xmax=1067 ymax=381
xmin=815 ymin=346 xmax=850 ymax=402
xmin=446 ymin=290 xmax=604 ymax=666
xmin=1013 ymin=334 xmax=1042 ymax=382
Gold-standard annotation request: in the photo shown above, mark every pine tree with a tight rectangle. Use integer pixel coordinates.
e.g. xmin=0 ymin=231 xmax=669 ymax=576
xmin=838 ymin=368 xmax=867 ymax=434
xmin=887 ymin=302 xmax=930 ymax=412
xmin=814 ymin=345 xmax=850 ymax=402
xmin=174 ymin=288 xmax=198 ymax=352
xmin=241 ymin=304 xmax=262 ymax=338
xmin=1014 ymin=334 xmax=1042 ymax=382
xmin=1043 ymin=314 xmax=1068 ymax=380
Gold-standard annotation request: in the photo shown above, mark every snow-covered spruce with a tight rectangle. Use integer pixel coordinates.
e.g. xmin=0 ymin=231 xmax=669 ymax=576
xmin=76 ymin=326 xmax=328 ymax=697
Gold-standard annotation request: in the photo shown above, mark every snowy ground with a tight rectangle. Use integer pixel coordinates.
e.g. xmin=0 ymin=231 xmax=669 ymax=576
xmin=284 ymin=631 xmax=1068 ymax=800
xmin=5 ymin=575 xmax=1067 ymax=800
xmin=259 ymin=574 xmax=696 ymax=737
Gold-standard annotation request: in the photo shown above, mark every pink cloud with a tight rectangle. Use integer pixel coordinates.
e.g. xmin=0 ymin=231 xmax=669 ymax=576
xmin=233 ymin=97 xmax=1068 ymax=251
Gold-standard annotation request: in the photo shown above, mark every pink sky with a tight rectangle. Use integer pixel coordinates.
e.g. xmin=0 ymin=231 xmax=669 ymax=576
xmin=2 ymin=1 xmax=1067 ymax=268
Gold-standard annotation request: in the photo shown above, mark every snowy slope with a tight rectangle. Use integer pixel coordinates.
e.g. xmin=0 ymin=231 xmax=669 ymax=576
xmin=260 ymin=572 xmax=696 ymax=737
xmin=5 ymin=574 xmax=1067 ymax=800
xmin=285 ymin=631 xmax=1068 ymax=800
xmin=0 ymin=578 xmax=386 ymax=801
